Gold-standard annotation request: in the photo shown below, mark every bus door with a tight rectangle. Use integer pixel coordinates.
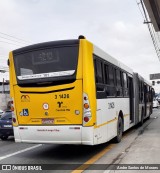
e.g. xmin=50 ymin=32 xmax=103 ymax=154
xmin=128 ymin=76 xmax=134 ymax=123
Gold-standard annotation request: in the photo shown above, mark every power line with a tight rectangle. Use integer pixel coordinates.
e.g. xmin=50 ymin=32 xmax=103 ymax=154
xmin=0 ymin=35 xmax=28 ymax=45
xmin=0 ymin=31 xmax=31 ymax=44
xmin=0 ymin=40 xmax=24 ymax=47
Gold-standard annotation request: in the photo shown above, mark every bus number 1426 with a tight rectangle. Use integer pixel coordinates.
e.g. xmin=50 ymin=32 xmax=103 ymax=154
xmin=55 ymin=94 xmax=69 ymax=99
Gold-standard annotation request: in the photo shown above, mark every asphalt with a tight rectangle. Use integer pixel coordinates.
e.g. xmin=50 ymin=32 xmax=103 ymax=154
xmin=0 ymin=109 xmax=159 ymax=173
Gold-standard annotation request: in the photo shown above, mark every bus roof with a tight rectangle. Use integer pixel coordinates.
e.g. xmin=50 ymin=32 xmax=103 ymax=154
xmin=93 ymin=45 xmax=133 ymax=74
xmin=12 ymin=39 xmax=79 ymax=55
xmin=135 ymin=73 xmax=152 ymax=86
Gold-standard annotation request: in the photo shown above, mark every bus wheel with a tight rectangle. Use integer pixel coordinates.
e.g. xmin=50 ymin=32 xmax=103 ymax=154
xmin=114 ymin=116 xmax=123 ymax=143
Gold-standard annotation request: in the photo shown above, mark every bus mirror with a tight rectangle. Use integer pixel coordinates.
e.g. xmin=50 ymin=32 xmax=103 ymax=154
xmin=7 ymin=59 xmax=10 ymax=66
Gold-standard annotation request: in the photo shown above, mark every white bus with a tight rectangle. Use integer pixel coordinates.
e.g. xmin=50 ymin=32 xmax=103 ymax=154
xmin=9 ymin=36 xmax=153 ymax=145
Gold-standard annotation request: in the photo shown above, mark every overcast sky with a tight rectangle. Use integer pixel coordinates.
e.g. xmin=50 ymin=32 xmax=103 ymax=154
xmin=0 ymin=0 xmax=160 ymax=90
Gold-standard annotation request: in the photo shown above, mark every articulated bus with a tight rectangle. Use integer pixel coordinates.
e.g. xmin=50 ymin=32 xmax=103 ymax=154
xmin=9 ymin=36 xmax=153 ymax=145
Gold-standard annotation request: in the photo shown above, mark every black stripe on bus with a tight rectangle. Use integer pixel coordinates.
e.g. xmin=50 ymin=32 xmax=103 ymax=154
xmin=20 ymin=87 xmax=75 ymax=94
xmin=13 ymin=40 xmax=79 ymax=55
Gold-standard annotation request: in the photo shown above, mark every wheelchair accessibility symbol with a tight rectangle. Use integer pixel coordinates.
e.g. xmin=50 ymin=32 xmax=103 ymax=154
xmin=20 ymin=109 xmax=29 ymax=116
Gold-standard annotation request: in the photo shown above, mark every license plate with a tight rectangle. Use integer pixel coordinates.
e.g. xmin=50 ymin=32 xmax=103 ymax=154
xmin=4 ymin=125 xmax=12 ymax=128
xmin=42 ymin=119 xmax=54 ymax=124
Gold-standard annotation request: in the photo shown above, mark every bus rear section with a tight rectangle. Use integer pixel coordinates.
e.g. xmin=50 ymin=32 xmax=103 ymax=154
xmin=9 ymin=39 xmax=95 ymax=145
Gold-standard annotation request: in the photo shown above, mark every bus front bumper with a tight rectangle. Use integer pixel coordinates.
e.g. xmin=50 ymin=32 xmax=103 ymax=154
xmin=13 ymin=125 xmax=94 ymax=145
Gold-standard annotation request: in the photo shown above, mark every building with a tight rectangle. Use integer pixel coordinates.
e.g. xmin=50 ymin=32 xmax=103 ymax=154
xmin=144 ymin=0 xmax=160 ymax=32
xmin=0 ymin=67 xmax=10 ymax=110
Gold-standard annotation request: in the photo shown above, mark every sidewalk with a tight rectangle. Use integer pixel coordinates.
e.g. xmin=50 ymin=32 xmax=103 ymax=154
xmin=84 ymin=109 xmax=160 ymax=173
xmin=107 ymin=109 xmax=160 ymax=173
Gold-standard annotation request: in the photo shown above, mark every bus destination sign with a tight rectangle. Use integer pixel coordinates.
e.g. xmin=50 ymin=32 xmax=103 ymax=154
xmin=150 ymin=73 xmax=160 ymax=80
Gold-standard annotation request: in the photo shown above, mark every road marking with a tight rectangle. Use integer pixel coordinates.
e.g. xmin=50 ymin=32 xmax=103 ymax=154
xmin=104 ymin=170 xmax=111 ymax=173
xmin=72 ymin=113 xmax=157 ymax=173
xmin=0 ymin=144 xmax=42 ymax=161
xmin=71 ymin=118 xmax=150 ymax=173
xmin=71 ymin=144 xmax=116 ymax=173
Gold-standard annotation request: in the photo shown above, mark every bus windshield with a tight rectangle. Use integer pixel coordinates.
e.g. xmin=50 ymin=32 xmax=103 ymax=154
xmin=14 ymin=46 xmax=79 ymax=85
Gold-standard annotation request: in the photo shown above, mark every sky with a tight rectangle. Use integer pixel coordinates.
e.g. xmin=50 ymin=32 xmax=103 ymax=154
xmin=0 ymin=0 xmax=160 ymax=90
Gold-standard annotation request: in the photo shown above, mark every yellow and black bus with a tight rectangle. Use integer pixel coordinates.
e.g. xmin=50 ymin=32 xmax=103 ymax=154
xmin=9 ymin=36 xmax=153 ymax=145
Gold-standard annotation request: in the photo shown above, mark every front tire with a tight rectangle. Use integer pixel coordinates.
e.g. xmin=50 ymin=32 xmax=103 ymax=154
xmin=114 ymin=116 xmax=123 ymax=143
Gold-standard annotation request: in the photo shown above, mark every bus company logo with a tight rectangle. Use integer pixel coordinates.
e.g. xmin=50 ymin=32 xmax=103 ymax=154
xmin=2 ymin=165 xmax=11 ymax=171
xmin=21 ymin=95 xmax=30 ymax=102
xmin=57 ymin=102 xmax=63 ymax=108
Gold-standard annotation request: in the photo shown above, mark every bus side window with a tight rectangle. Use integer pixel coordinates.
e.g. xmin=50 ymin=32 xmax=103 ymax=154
xmin=144 ymin=84 xmax=147 ymax=102
xmin=141 ymin=82 xmax=144 ymax=102
xmin=105 ymin=65 xmax=116 ymax=97
xmin=149 ymin=87 xmax=152 ymax=102
xmin=96 ymin=60 xmax=103 ymax=84
xmin=115 ymin=69 xmax=123 ymax=97
xmin=94 ymin=56 xmax=106 ymax=99
xmin=148 ymin=87 xmax=150 ymax=102
xmin=94 ymin=58 xmax=103 ymax=84
xmin=104 ymin=64 xmax=109 ymax=85
xmin=109 ymin=66 xmax=114 ymax=86
xmin=123 ymin=72 xmax=129 ymax=97
xmin=139 ymin=81 xmax=142 ymax=103
xmin=93 ymin=58 xmax=97 ymax=82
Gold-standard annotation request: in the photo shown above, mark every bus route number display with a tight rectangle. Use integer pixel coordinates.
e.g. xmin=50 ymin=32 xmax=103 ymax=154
xmin=33 ymin=49 xmax=59 ymax=65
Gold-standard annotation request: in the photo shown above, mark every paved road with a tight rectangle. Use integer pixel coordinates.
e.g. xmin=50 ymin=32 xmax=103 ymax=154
xmin=0 ymin=109 xmax=159 ymax=173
